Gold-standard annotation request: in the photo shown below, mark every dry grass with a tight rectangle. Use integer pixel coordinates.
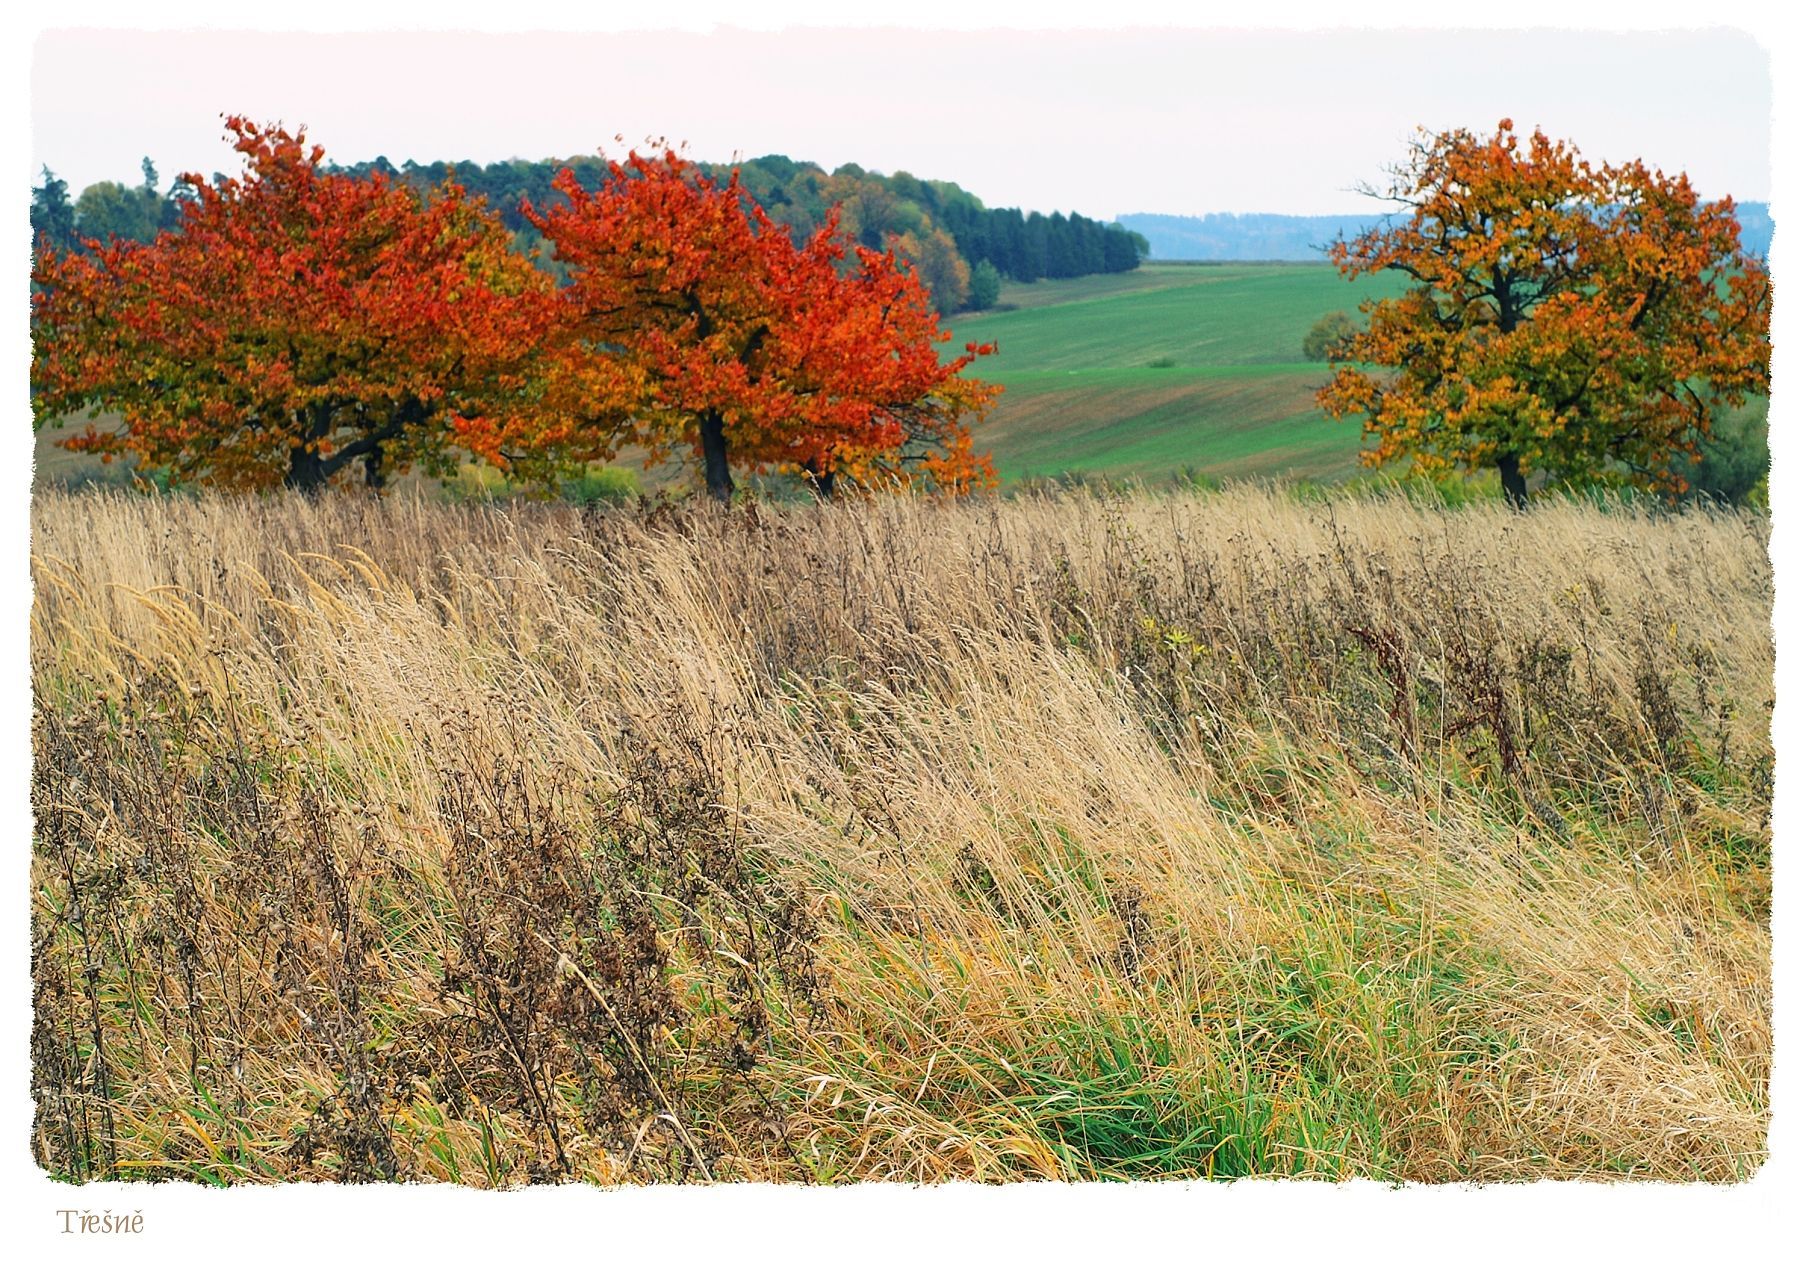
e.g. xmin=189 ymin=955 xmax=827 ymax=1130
xmin=30 ymin=485 xmax=1771 ymax=1184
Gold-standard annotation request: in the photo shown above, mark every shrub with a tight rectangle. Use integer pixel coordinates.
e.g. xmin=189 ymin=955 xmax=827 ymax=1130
xmin=443 ymin=461 xmax=515 ymax=503
xmin=966 ymin=259 xmax=1002 ymax=311
xmin=1678 ymin=407 xmax=1769 ymax=506
xmin=1174 ymin=464 xmax=1221 ymax=491
xmin=1302 ymin=310 xmax=1360 ymax=362
xmin=560 ymin=464 xmax=641 ymax=506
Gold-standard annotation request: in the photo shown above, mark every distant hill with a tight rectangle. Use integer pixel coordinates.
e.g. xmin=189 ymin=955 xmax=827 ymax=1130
xmin=1116 ymin=213 xmax=1384 ymax=262
xmin=943 ymin=263 xmax=1403 ymax=485
xmin=1119 ymin=202 xmax=1772 ymax=262
xmin=1737 ymin=202 xmax=1773 ymax=259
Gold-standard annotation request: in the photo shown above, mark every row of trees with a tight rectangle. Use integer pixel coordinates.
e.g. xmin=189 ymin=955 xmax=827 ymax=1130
xmin=30 ymin=160 xmax=185 ymax=255
xmin=33 ymin=150 xmax=1149 ymax=318
xmin=365 ymin=153 xmax=1150 ymax=303
xmin=31 ymin=119 xmax=999 ymax=499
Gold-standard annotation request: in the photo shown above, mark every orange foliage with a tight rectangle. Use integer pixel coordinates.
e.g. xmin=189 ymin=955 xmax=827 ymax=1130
xmin=475 ymin=148 xmax=998 ymax=498
xmin=1317 ymin=119 xmax=1771 ymax=503
xmin=31 ymin=117 xmax=550 ymax=492
xmin=33 ymin=125 xmax=998 ymax=501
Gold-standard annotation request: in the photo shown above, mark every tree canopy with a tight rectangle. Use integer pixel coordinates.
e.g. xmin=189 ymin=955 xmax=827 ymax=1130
xmin=32 ymin=118 xmax=550 ymax=491
xmin=453 ymin=149 xmax=998 ymax=499
xmin=30 ymin=166 xmax=79 ymax=257
xmin=1301 ymin=311 xmax=1359 ymax=362
xmin=1317 ymin=119 xmax=1771 ymax=505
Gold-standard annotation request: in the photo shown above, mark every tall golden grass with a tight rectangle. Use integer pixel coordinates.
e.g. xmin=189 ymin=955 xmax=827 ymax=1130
xmin=30 ymin=485 xmax=1771 ymax=1183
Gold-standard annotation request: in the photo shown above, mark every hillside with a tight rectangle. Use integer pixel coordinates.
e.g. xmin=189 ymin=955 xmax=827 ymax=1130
xmin=1119 ymin=202 xmax=1773 ymax=262
xmin=947 ymin=263 xmax=1404 ymax=484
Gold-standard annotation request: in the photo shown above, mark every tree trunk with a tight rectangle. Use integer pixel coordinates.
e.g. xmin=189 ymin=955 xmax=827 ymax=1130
xmin=363 ymin=441 xmax=386 ymax=492
xmin=286 ymin=445 xmax=328 ymax=494
xmin=804 ymin=463 xmax=836 ymax=502
xmin=1496 ymin=452 xmax=1528 ymax=510
xmin=699 ymin=410 xmax=734 ymax=502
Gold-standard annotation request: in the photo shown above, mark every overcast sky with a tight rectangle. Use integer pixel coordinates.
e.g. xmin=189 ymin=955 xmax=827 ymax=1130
xmin=31 ymin=25 xmax=1773 ymax=219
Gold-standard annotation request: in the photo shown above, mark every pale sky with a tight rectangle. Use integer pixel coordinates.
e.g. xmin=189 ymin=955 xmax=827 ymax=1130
xmin=31 ymin=25 xmax=1772 ymax=219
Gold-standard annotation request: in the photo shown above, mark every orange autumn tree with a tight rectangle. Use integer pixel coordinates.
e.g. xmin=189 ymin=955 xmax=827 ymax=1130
xmin=773 ymin=230 xmax=994 ymax=495
xmin=32 ymin=117 xmax=549 ymax=492
xmin=1318 ymin=120 xmax=1771 ymax=506
xmin=469 ymin=148 xmax=997 ymax=500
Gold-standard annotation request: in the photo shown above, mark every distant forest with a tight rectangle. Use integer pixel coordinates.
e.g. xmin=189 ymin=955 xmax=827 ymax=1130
xmin=30 ymin=153 xmax=1150 ymax=315
xmin=1119 ymin=204 xmax=1774 ymax=262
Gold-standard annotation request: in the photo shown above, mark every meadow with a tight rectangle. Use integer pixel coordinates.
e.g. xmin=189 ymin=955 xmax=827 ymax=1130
xmin=948 ymin=263 xmax=1405 ymax=483
xmin=31 ymin=485 xmax=1772 ymax=1184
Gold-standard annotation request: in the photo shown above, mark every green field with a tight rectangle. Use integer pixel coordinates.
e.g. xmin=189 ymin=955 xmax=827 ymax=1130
xmin=946 ymin=263 xmax=1405 ymax=483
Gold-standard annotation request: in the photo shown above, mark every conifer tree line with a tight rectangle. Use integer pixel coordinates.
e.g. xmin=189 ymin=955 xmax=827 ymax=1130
xmin=32 ymin=150 xmax=1148 ymax=315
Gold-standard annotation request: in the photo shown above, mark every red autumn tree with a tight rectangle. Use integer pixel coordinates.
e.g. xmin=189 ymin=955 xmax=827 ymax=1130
xmin=31 ymin=117 xmax=550 ymax=492
xmin=764 ymin=228 xmax=994 ymax=496
xmin=460 ymin=148 xmax=997 ymax=500
xmin=1317 ymin=120 xmax=1771 ymax=506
